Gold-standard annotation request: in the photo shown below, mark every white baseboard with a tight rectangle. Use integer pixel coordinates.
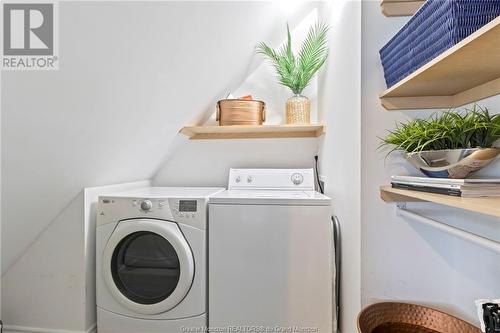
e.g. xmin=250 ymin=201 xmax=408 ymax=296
xmin=4 ymin=323 xmax=96 ymax=333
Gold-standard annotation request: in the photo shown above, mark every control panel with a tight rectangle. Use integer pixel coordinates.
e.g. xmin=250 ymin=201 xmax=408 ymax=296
xmin=98 ymin=196 xmax=208 ymax=230
xmin=228 ymin=169 xmax=315 ymax=190
xmin=131 ymin=198 xmax=167 ymax=211
xmin=128 ymin=198 xmax=200 ymax=220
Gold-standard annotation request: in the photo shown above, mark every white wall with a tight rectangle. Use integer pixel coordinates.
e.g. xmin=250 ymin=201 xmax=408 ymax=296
xmin=2 ymin=194 xmax=87 ymax=333
xmin=1 ymin=2 xmax=324 ymax=331
xmin=361 ymin=0 xmax=500 ymax=326
xmin=317 ymin=1 xmax=362 ymax=332
xmin=153 ymin=2 xmax=326 ymax=188
xmin=153 ymin=137 xmax=319 ymax=186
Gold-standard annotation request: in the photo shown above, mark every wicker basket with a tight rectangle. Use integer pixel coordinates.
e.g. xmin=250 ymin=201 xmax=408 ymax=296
xmin=216 ymin=99 xmax=265 ymax=126
xmin=380 ymin=0 xmax=500 ymax=87
xmin=358 ymin=302 xmax=480 ymax=333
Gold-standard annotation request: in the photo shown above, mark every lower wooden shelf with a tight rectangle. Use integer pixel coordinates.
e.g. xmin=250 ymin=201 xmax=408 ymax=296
xmin=380 ymin=185 xmax=500 ymax=218
xmin=180 ymin=124 xmax=325 ymax=140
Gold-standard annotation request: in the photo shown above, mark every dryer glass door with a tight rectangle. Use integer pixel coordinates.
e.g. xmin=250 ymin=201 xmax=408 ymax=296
xmin=103 ymin=219 xmax=194 ymax=315
xmin=111 ymin=231 xmax=180 ymax=305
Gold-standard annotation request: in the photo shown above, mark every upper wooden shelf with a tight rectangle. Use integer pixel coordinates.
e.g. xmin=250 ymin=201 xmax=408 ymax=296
xmin=380 ymin=0 xmax=425 ymax=17
xmin=180 ymin=124 xmax=325 ymax=140
xmin=380 ymin=186 xmax=500 ymax=218
xmin=380 ymin=16 xmax=500 ymax=110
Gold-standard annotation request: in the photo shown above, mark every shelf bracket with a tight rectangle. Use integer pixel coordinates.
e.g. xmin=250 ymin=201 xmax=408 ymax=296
xmin=396 ymin=204 xmax=500 ymax=253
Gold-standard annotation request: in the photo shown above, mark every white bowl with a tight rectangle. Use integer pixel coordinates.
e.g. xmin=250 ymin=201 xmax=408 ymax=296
xmin=405 ymin=148 xmax=500 ymax=178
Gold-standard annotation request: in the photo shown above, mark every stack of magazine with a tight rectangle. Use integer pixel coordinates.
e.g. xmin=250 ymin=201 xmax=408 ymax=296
xmin=391 ymin=176 xmax=500 ymax=197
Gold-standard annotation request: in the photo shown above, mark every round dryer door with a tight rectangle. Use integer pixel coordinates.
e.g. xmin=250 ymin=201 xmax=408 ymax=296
xmin=102 ymin=219 xmax=194 ymax=315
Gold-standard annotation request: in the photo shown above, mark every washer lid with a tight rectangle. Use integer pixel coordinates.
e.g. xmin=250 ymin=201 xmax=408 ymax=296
xmin=209 ymin=190 xmax=331 ymax=206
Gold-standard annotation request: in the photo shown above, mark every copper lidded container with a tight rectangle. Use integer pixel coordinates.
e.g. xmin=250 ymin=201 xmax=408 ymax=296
xmin=216 ymin=99 xmax=266 ymax=126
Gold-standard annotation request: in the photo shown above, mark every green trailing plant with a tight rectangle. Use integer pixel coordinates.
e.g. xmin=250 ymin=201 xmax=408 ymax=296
xmin=256 ymin=22 xmax=329 ymax=95
xmin=380 ymin=104 xmax=500 ymax=154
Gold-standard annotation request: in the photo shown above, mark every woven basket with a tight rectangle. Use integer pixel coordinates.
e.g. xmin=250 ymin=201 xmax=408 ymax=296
xmin=285 ymin=95 xmax=311 ymax=124
xmin=358 ymin=302 xmax=480 ymax=333
xmin=380 ymin=0 xmax=500 ymax=87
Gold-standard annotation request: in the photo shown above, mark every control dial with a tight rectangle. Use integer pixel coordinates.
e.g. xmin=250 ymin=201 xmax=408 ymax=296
xmin=140 ymin=200 xmax=153 ymax=211
xmin=291 ymin=173 xmax=304 ymax=185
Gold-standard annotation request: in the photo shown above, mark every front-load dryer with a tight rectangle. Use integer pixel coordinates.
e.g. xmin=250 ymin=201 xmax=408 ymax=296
xmin=96 ymin=187 xmax=224 ymax=333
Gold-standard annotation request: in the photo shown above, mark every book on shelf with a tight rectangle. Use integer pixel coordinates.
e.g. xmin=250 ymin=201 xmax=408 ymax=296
xmin=391 ymin=175 xmax=500 ymax=185
xmin=391 ymin=176 xmax=500 ymax=197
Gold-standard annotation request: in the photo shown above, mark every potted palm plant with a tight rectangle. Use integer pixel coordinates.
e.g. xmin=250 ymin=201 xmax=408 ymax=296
xmin=257 ymin=23 xmax=329 ymax=124
xmin=380 ymin=105 xmax=500 ymax=178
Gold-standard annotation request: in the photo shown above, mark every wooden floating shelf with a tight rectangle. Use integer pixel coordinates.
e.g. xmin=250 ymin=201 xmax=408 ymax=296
xmin=180 ymin=124 xmax=326 ymax=140
xmin=380 ymin=186 xmax=500 ymax=218
xmin=380 ymin=16 xmax=500 ymax=110
xmin=380 ymin=0 xmax=425 ymax=17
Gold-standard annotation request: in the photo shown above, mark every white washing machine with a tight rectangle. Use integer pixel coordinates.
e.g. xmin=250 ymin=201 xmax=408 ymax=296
xmin=209 ymin=169 xmax=334 ymax=332
xmin=96 ymin=187 xmax=224 ymax=333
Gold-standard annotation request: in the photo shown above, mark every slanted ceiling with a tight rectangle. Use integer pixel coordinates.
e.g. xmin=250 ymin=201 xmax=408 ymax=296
xmin=1 ymin=1 xmax=321 ymax=273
